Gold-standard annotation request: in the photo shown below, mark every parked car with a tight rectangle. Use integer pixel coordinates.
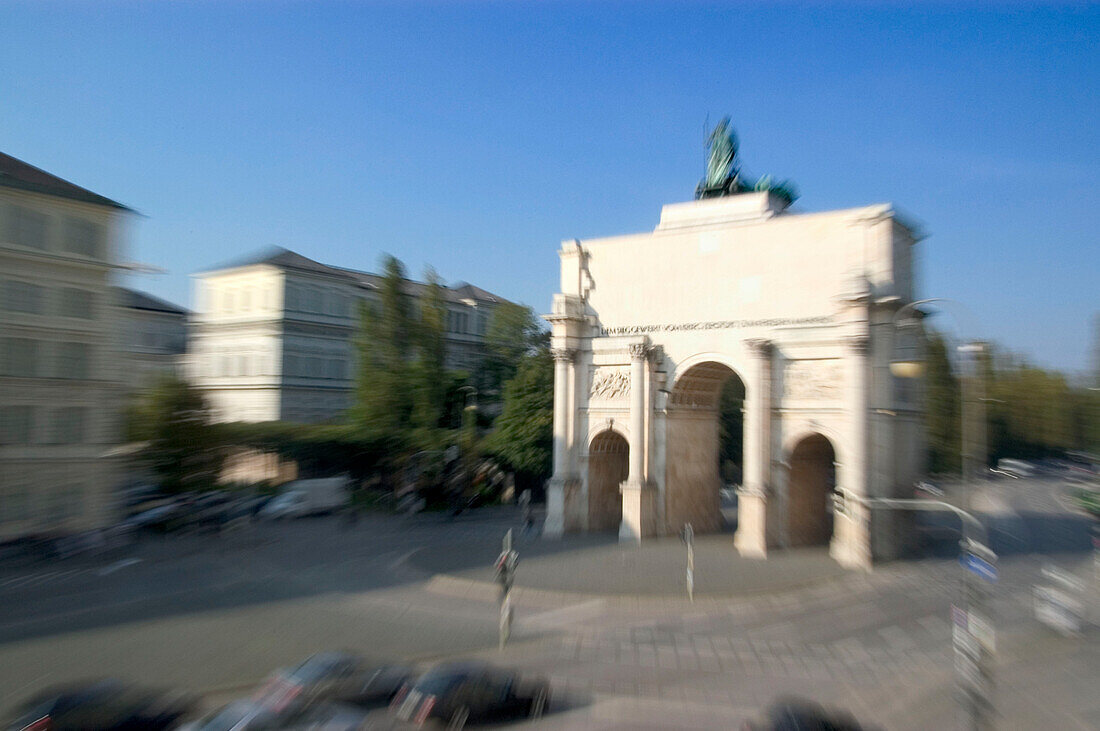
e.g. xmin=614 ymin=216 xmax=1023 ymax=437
xmin=259 ymin=492 xmax=309 ymax=520
xmin=255 ymin=652 xmax=413 ymax=711
xmin=741 ymin=696 xmax=863 ymax=730
xmin=5 ymin=679 xmax=194 ymax=731
xmin=260 ymin=479 xmax=348 ymax=520
xmin=914 ymin=481 xmax=944 ymax=498
xmin=122 ymin=502 xmax=184 ymax=533
xmin=179 ymin=698 xmax=365 ymax=731
xmin=995 ymin=459 xmax=1035 ymax=478
xmin=391 ymin=661 xmax=549 ymax=727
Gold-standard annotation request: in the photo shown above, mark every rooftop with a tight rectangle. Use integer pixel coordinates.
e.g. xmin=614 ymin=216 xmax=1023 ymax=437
xmin=118 ymin=287 xmax=188 ymax=315
xmin=0 ymin=152 xmax=131 ymax=211
xmin=202 ymin=247 xmax=508 ymax=305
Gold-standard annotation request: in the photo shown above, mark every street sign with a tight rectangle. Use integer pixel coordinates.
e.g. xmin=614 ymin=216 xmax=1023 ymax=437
xmin=961 ymin=552 xmax=998 ymax=583
xmin=967 ymin=610 xmax=996 ymax=654
xmin=953 ymin=623 xmax=979 ymax=658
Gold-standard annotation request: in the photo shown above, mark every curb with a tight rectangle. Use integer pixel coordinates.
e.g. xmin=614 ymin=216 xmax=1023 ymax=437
xmin=424 ymin=569 xmax=861 ymax=609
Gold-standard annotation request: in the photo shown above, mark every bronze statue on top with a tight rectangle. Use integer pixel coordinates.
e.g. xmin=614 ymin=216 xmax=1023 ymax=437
xmin=695 ymin=117 xmax=798 ymax=205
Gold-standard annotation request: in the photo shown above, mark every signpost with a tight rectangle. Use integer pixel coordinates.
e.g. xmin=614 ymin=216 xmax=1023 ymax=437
xmin=1034 ymin=563 xmax=1085 ymax=636
xmin=681 ymin=523 xmax=695 ymax=602
xmin=495 ymin=529 xmax=518 ymax=649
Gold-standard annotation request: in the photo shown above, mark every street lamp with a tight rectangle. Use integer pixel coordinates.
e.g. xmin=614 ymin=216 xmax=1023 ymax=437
xmin=889 ymin=298 xmax=996 ymax=730
xmin=889 ymin=298 xmax=987 ymax=506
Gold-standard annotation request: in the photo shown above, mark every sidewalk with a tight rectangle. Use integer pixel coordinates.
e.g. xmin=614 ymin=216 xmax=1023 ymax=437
xmin=409 ymin=530 xmax=851 ymax=600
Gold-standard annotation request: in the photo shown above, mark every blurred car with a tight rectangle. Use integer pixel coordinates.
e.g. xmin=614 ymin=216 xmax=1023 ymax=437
xmin=6 ymin=679 xmax=194 ymax=731
xmin=995 ymin=459 xmax=1035 ymax=479
xmin=741 ymin=696 xmax=863 ymax=730
xmin=122 ymin=503 xmax=183 ymax=533
xmin=255 ymin=652 xmax=413 ymax=711
xmin=391 ymin=661 xmax=549 ymax=727
xmin=259 ymin=492 xmax=309 ymax=520
xmin=179 ymin=699 xmax=365 ymax=731
xmin=914 ymin=481 xmax=944 ymax=498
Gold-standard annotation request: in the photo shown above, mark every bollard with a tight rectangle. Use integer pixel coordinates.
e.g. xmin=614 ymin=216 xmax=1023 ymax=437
xmin=495 ymin=529 xmax=518 ymax=649
xmin=681 ymin=523 xmax=695 ymax=602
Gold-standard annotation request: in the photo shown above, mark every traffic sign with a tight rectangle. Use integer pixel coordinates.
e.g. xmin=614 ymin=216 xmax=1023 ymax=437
xmin=961 ymin=552 xmax=998 ymax=583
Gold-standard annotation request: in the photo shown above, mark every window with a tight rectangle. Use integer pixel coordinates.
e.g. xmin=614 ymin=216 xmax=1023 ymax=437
xmin=223 ymin=291 xmax=234 ymax=313
xmin=0 ymin=405 xmax=34 ymax=444
xmin=55 ymin=342 xmax=91 ymax=380
xmin=285 ymin=285 xmax=298 ymax=311
xmin=3 ymin=280 xmax=45 ymax=314
xmin=50 ymin=407 xmax=86 ymax=444
xmin=477 ymin=313 xmax=488 ymax=336
xmin=240 ymin=288 xmax=251 ymax=312
xmin=58 ymin=287 xmax=94 ymax=318
xmin=6 ymin=205 xmax=49 ymax=250
xmin=63 ymin=217 xmax=103 ymax=257
xmin=1 ymin=338 xmax=39 ymax=377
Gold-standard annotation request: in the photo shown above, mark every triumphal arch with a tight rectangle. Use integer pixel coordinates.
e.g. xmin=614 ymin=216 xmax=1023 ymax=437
xmin=542 ymin=184 xmax=925 ymax=569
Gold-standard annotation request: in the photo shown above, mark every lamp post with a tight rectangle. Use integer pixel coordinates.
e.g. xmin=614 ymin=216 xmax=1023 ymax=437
xmin=889 ymin=298 xmax=986 ymax=509
xmin=890 ymin=299 xmax=996 ymax=730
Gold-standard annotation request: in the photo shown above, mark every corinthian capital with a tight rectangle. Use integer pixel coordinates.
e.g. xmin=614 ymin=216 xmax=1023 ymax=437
xmin=745 ymin=338 xmax=773 ymax=359
xmin=845 ymin=334 xmax=870 ymax=354
xmin=550 ymin=347 xmax=576 ymax=363
xmin=627 ymin=342 xmax=650 ymax=361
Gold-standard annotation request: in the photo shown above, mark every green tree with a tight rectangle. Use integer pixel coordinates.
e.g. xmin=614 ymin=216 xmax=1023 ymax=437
xmin=129 ymin=374 xmax=225 ymax=494
xmin=481 ymin=303 xmax=547 ymax=399
xmin=351 ymin=254 xmax=416 ymax=439
xmin=410 ymin=267 xmax=449 ymax=441
xmin=485 ymin=349 xmax=553 ymax=490
xmin=718 ymin=377 xmax=745 ymax=484
xmin=924 ymin=331 xmax=959 ymax=474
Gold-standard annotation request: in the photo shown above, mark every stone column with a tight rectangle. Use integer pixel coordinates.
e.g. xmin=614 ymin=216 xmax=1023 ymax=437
xmin=831 ymin=334 xmax=873 ymax=570
xmin=735 ymin=338 xmax=772 ymax=558
xmin=620 ymin=342 xmax=656 ymax=542
xmin=544 ymin=347 xmax=576 ymax=538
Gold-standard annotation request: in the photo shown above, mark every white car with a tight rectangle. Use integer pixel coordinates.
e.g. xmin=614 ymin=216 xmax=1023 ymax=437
xmin=259 ymin=491 xmax=309 ymax=520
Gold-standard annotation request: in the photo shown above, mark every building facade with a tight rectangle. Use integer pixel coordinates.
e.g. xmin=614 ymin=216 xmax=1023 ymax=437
xmin=189 ymin=248 xmax=505 ymax=423
xmin=118 ymin=288 xmax=188 ymax=387
xmin=544 ymin=192 xmax=925 ymax=569
xmin=0 ymin=152 xmax=130 ymax=540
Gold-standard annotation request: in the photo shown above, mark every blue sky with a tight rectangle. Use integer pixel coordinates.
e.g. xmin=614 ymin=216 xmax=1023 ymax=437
xmin=3 ymin=2 xmax=1097 ymax=373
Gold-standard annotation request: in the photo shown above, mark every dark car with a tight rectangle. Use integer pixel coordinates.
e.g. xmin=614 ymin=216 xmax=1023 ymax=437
xmin=741 ymin=696 xmax=863 ymax=730
xmin=255 ymin=652 xmax=413 ymax=712
xmin=6 ymin=679 xmax=194 ymax=731
xmin=179 ymin=699 xmax=366 ymax=731
xmin=391 ymin=661 xmax=549 ymax=727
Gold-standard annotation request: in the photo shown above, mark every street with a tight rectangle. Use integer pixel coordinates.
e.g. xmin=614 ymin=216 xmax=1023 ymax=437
xmin=1 ymin=476 xmax=1096 ymax=729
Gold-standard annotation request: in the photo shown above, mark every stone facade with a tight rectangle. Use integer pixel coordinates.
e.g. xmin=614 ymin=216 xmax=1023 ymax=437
xmin=0 ymin=153 xmax=130 ymax=540
xmin=188 ymin=248 xmax=507 ymax=423
xmin=544 ymin=192 xmax=925 ymax=568
xmin=117 ymin=288 xmax=188 ymax=388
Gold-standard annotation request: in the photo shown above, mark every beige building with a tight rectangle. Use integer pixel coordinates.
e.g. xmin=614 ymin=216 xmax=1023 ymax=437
xmin=0 ymin=152 xmax=130 ymax=540
xmin=544 ymin=192 xmax=925 ymax=569
xmin=118 ymin=287 xmax=188 ymax=387
xmin=189 ymin=248 xmax=506 ymax=423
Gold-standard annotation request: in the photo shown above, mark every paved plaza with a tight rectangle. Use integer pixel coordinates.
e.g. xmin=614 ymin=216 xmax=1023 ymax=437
xmin=0 ymin=477 xmax=1096 ymax=729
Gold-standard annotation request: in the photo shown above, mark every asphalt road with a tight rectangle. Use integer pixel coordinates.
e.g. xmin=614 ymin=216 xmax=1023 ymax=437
xmin=0 ymin=476 xmax=1095 ymax=729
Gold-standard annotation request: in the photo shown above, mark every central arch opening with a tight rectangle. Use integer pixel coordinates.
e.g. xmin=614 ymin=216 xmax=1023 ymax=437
xmin=787 ymin=433 xmax=836 ymax=547
xmin=666 ymin=361 xmax=745 ymax=534
xmin=588 ymin=430 xmax=627 ymax=532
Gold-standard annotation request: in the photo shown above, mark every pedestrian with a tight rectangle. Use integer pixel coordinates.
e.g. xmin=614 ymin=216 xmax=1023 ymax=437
xmin=519 ymin=489 xmax=534 ymax=536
